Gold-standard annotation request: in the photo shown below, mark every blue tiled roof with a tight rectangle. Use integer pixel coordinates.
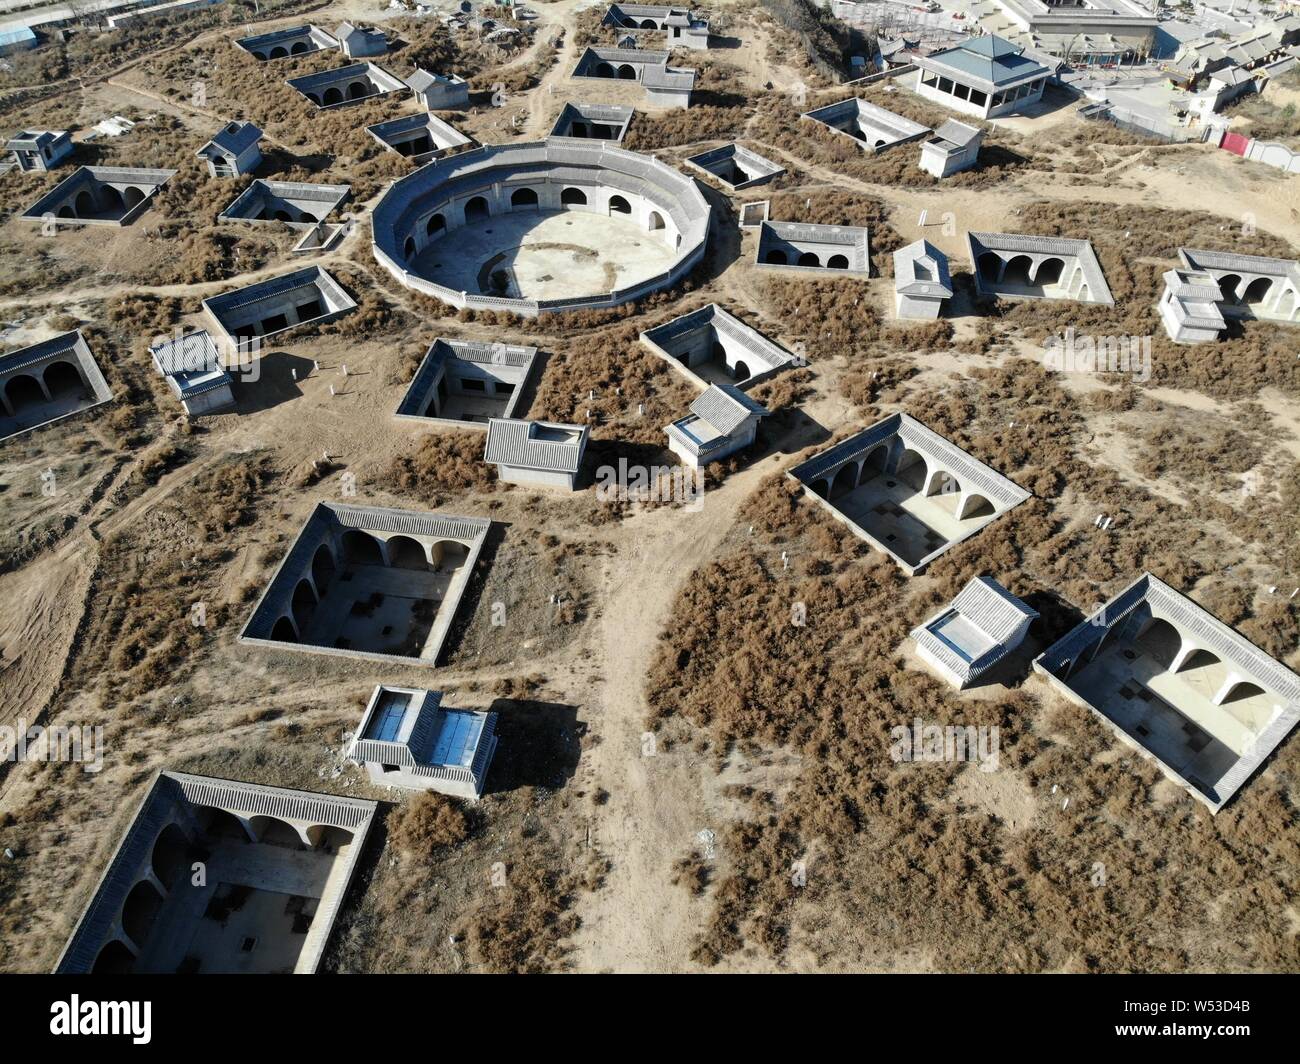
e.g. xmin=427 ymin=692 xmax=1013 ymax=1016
xmin=925 ymin=34 xmax=1049 ymax=87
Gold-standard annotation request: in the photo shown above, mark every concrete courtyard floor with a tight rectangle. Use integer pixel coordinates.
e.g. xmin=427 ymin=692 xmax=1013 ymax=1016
xmin=412 ymin=210 xmax=679 ymax=301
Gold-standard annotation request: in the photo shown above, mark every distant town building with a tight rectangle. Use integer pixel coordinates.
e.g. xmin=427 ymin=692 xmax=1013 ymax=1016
xmin=912 ymin=35 xmax=1052 ymax=119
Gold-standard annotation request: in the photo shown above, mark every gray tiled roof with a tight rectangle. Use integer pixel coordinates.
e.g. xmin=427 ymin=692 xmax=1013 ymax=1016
xmin=894 ymin=239 xmax=953 ymax=298
xmin=911 ymin=575 xmax=1037 ymax=682
xmin=689 ymin=383 xmax=770 ymax=435
xmin=200 ymin=120 xmax=262 ymax=158
xmin=484 ymin=418 xmax=589 ymax=473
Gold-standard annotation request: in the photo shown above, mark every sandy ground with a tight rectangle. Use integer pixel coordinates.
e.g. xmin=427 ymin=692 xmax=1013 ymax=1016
xmin=0 ymin=0 xmax=1297 ymax=974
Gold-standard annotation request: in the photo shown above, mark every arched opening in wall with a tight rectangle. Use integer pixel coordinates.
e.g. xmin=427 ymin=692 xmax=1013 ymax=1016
xmin=348 ymin=80 xmax=370 ymax=100
xmin=5 ymin=373 xmax=44 ymax=413
xmin=271 ymin=46 xmax=288 ymax=59
xmin=464 ymin=196 xmax=489 ymax=223
xmin=1001 ymin=254 xmax=1033 ymax=287
xmin=291 ymin=41 xmax=308 ymax=54
xmin=764 ymin=249 xmax=788 ymax=265
xmin=1276 ymin=288 xmax=1297 ymax=317
xmin=43 ymin=360 xmax=84 ymax=399
xmin=1176 ymin=647 xmax=1229 ymax=700
xmin=291 ymin=578 xmax=318 ymax=635
xmin=925 ymin=468 xmax=958 ymax=498
xmin=859 ymin=444 xmax=888 ymax=483
xmin=271 ymin=616 xmax=297 ymax=642
xmin=1220 ymin=680 xmax=1266 ymax=705
xmin=248 ymin=816 xmax=303 ymax=850
xmin=106 ymin=187 xmax=128 ymax=215
xmin=323 ymin=87 xmax=343 ymax=106
xmin=596 ymin=62 xmax=615 ymax=77
xmin=958 ymin=493 xmax=994 ymax=520
xmin=306 ymin=824 xmax=354 ymax=852
xmin=827 ymin=254 xmax=849 ymax=270
xmin=300 ymin=208 xmax=322 ymax=223
xmin=58 ymin=205 xmax=74 ymax=219
xmin=732 ymin=360 xmax=750 ymax=382
xmin=617 ymin=64 xmax=637 ymax=79
xmin=1078 ymin=283 xmax=1091 ymax=301
xmin=311 ymin=543 xmax=335 ymax=594
xmin=1242 ymin=277 xmax=1272 ymax=306
xmin=810 ymin=478 xmax=830 ymax=499
xmin=403 ymin=236 xmax=416 ymax=261
xmin=342 ymin=529 xmax=384 ymax=566
xmin=306 ymin=92 xmax=321 ymax=105
xmin=830 ymin=462 xmax=858 ymax=500
xmin=608 ymin=194 xmax=632 ymax=215
xmin=1217 ymin=273 xmax=1242 ymax=303
xmin=92 ymin=940 xmax=135 ymax=975
xmin=74 ymin=189 xmax=95 ymax=216
xmin=648 ymin=210 xmax=665 ymax=231
xmin=121 ymin=880 xmax=166 ymax=948
xmin=198 ymin=806 xmax=253 ymax=843
xmin=571 ymin=121 xmax=589 ymax=137
xmin=873 ymin=138 xmax=888 ymax=149
xmin=977 ymin=251 xmax=1001 ymax=282
xmin=426 ymin=213 xmax=446 ymax=236
xmin=152 ymin=823 xmax=191 ymax=887
xmin=797 ymin=252 xmax=820 ymax=267
xmin=561 ymin=186 xmax=587 ymax=206
xmin=387 ymin=535 xmax=429 ymax=570
xmin=252 ymin=50 xmax=267 ymax=60
xmin=272 ymin=209 xmax=293 ymax=222
xmin=430 ymin=540 xmax=470 ymax=571
xmin=640 ymin=18 xmax=656 ymax=27
xmin=1034 ymin=257 xmax=1065 ymax=287
xmin=510 ymin=186 xmax=539 ymax=209
xmin=1220 ymin=682 xmax=1274 ymax=734
xmin=1124 ymin=613 xmax=1172 ymax=664
xmin=895 ymin=448 xmax=927 ymax=491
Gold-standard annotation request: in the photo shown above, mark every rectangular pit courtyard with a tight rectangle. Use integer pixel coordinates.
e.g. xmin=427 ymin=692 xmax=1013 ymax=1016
xmin=287 ymin=62 xmax=406 ymax=109
xmin=203 ymin=266 xmax=356 ymax=347
xmin=366 ymin=113 xmax=472 ymax=164
xmin=22 ymin=166 xmax=176 ymax=227
xmin=240 ymin=502 xmax=491 ymax=665
xmin=789 ymin=412 xmax=1031 ymax=575
xmin=56 ymin=771 xmax=377 ymax=974
xmin=396 ymin=338 xmax=539 ymax=427
xmin=802 ymin=97 xmax=930 ymax=152
xmin=549 ymin=102 xmax=634 ymax=142
xmin=1034 ymin=573 xmax=1300 ymax=813
xmin=686 ymin=143 xmax=785 ymax=190
xmin=219 ymin=180 xmax=350 ymax=227
xmin=756 ymin=221 xmax=870 ymax=276
xmin=640 ymin=302 xmax=796 ymax=388
xmin=1 ymin=330 xmax=113 ymax=441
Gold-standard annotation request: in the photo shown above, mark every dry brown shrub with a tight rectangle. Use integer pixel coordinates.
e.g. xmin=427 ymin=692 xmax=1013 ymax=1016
xmin=388 ymin=793 xmax=471 ymax=856
xmin=387 ymin=431 xmax=497 ymax=503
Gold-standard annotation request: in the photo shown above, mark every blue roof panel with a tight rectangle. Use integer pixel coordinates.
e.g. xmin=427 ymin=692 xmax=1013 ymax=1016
xmin=429 ymin=710 xmax=485 ymax=768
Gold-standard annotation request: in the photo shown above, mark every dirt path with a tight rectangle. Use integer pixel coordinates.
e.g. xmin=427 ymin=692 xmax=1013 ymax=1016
xmin=567 ymin=438 xmax=803 ymax=971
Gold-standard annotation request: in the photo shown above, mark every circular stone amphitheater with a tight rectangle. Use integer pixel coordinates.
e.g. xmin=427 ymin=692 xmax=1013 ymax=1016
xmin=371 ymin=139 xmax=712 ymax=316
